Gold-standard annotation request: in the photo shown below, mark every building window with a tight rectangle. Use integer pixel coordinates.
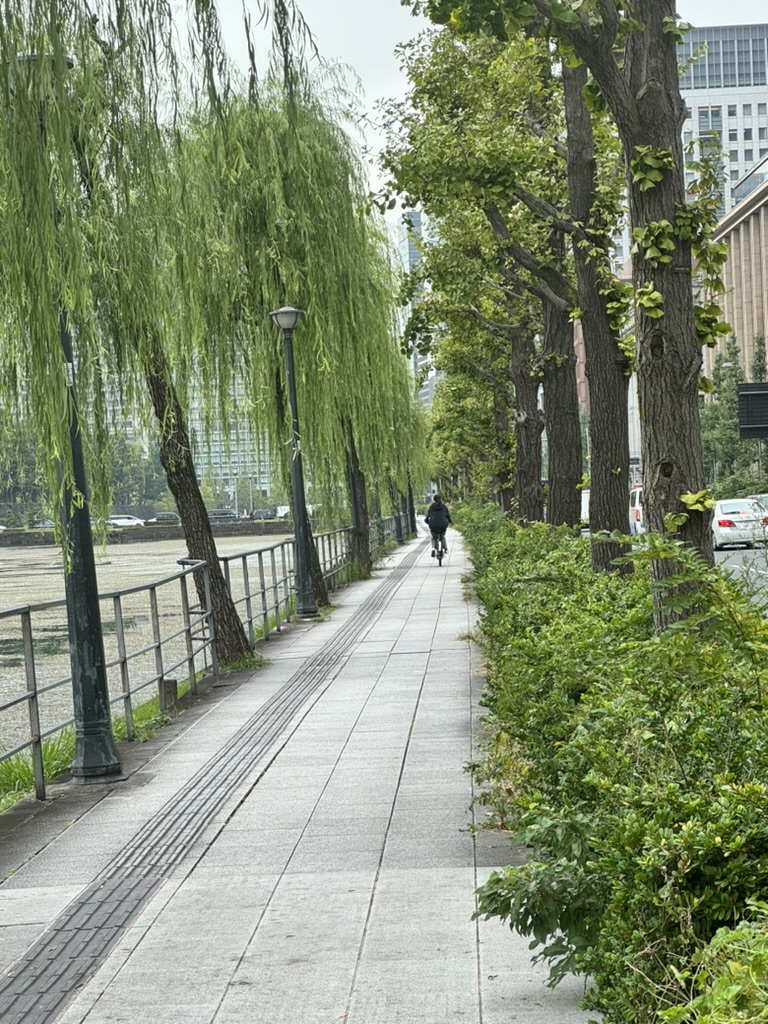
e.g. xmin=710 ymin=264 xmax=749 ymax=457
xmin=745 ymin=149 xmax=754 ymax=162
xmin=761 ymin=127 xmax=768 ymax=141
xmin=744 ymin=128 xmax=753 ymax=141
xmin=728 ymin=104 xmax=737 ymax=117
xmin=729 ymin=128 xmax=738 ymax=141
xmin=730 ymin=149 xmax=739 ymax=161
xmin=743 ymin=103 xmax=753 ymax=116
xmin=760 ymin=103 xmax=768 ymax=116
xmin=730 ymin=169 xmax=740 ymax=181
xmin=761 ymin=148 xmax=768 ymax=158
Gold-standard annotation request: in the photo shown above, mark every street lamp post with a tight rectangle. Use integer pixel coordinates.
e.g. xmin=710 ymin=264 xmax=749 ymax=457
xmin=269 ymin=306 xmax=318 ymax=618
xmin=16 ymin=53 xmax=121 ymax=781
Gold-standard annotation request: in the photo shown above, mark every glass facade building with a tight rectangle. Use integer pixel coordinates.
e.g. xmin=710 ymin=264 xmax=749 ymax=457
xmin=679 ymin=24 xmax=768 ymax=213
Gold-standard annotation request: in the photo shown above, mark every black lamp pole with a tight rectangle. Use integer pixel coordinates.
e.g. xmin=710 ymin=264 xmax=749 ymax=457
xmin=270 ymin=306 xmax=318 ymax=618
xmin=18 ymin=53 xmax=121 ymax=781
xmin=59 ymin=313 xmax=122 ymax=780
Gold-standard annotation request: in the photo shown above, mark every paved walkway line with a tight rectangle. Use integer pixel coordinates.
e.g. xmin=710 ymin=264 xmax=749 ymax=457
xmin=0 ymin=533 xmax=593 ymax=1023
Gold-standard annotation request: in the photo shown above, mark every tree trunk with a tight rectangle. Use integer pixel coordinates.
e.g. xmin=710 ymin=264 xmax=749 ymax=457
xmin=540 ymin=283 xmax=582 ymax=526
xmin=510 ymin=326 xmax=545 ymax=522
xmin=562 ymin=62 xmax=632 ymax=572
xmin=145 ymin=349 xmax=252 ymax=666
xmin=273 ymin=368 xmax=328 ymax=608
xmin=623 ymin=2 xmax=713 ymax=590
xmin=563 ymin=0 xmax=714 ymax=625
xmin=346 ymin=424 xmax=372 ymax=575
xmin=306 ymin=519 xmax=330 ymax=607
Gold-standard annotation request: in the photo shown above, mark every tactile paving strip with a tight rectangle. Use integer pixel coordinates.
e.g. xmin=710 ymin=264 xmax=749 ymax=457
xmin=0 ymin=540 xmax=428 ymax=1024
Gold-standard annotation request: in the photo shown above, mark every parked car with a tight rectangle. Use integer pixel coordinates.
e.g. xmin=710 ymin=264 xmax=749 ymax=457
xmin=712 ymin=498 xmax=768 ymax=550
xmin=250 ymin=507 xmax=277 ymax=521
xmin=107 ymin=515 xmax=145 ymax=528
xmin=30 ymin=518 xmax=55 ymax=529
xmin=146 ymin=512 xmax=180 ymax=524
xmin=747 ymin=492 xmax=768 ymax=507
xmin=629 ymin=483 xmax=645 ymax=535
xmin=207 ymin=508 xmax=239 ymax=524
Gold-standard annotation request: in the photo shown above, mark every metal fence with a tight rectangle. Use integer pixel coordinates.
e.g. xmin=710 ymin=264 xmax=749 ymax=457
xmin=0 ymin=516 xmax=408 ymax=800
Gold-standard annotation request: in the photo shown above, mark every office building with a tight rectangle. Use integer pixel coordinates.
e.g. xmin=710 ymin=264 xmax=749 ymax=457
xmin=679 ymin=23 xmax=768 ymax=213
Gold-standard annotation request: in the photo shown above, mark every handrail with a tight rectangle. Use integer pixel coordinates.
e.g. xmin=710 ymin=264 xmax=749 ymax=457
xmin=0 ymin=515 xmax=410 ymax=800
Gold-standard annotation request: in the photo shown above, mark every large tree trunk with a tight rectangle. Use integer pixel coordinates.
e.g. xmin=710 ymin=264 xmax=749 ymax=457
xmin=563 ymin=0 xmax=714 ymax=627
xmin=306 ymin=519 xmax=330 ymax=607
xmin=624 ymin=3 xmax=712 ymax=574
xmin=540 ymin=281 xmax=582 ymax=526
xmin=510 ymin=326 xmax=545 ymax=522
xmin=346 ymin=424 xmax=372 ymax=575
xmin=562 ymin=62 xmax=632 ymax=572
xmin=491 ymin=386 xmax=515 ymax=515
xmin=145 ymin=350 xmax=252 ymax=666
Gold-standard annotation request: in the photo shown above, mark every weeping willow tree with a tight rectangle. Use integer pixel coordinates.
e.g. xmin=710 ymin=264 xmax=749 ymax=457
xmin=0 ymin=2 xmax=427 ymax=670
xmin=169 ymin=83 xmax=428 ymax=577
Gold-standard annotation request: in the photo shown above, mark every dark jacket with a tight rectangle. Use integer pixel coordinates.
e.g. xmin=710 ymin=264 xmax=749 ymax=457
xmin=425 ymin=500 xmax=451 ymax=533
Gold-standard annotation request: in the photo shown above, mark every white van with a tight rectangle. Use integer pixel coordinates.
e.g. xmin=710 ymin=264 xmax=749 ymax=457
xmin=629 ymin=484 xmax=645 ymax=534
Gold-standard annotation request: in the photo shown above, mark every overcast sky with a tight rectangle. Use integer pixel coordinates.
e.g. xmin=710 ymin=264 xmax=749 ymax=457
xmin=215 ymin=1 xmax=768 ymax=195
xmin=217 ymin=1 xmax=768 ymax=111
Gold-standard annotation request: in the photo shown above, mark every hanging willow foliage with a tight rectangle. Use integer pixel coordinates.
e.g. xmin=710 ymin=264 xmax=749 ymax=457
xmin=171 ymin=85 xmax=428 ymax=519
xmin=0 ymin=1 xmax=427 ymax=527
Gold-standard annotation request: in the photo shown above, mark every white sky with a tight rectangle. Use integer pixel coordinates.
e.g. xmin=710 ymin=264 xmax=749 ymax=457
xmin=213 ymin=1 xmax=768 ymax=197
xmin=215 ymin=1 xmax=768 ymax=111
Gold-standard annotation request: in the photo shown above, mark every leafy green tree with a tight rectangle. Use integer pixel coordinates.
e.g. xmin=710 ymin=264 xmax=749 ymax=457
xmin=410 ymin=0 xmax=723 ymax=623
xmin=700 ymin=337 xmax=763 ymax=496
xmin=381 ymin=29 xmax=582 ymax=526
xmin=751 ymin=333 xmax=767 ymax=383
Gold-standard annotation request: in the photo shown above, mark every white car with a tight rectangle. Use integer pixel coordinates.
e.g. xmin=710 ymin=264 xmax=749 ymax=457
xmin=712 ymin=499 xmax=768 ymax=550
xmin=107 ymin=515 xmax=145 ymax=528
xmin=629 ymin=484 xmax=645 ymax=535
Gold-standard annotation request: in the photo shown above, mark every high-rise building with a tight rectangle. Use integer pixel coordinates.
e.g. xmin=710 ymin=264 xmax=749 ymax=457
xmin=678 ymin=24 xmax=768 ymax=213
xmin=398 ymin=209 xmax=441 ymax=407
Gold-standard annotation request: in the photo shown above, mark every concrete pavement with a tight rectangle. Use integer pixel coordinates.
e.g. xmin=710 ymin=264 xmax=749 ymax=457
xmin=0 ymin=531 xmax=593 ymax=1023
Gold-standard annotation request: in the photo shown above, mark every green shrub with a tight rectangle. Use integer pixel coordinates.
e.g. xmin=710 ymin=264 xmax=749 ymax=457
xmin=461 ymin=509 xmax=768 ymax=1024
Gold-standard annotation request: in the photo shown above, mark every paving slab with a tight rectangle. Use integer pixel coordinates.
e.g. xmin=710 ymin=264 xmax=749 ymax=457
xmin=1 ymin=531 xmax=595 ymax=1024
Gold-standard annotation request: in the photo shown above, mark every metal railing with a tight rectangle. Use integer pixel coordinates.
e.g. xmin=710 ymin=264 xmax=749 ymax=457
xmin=0 ymin=515 xmax=409 ymax=800
xmin=0 ymin=560 xmax=215 ymax=801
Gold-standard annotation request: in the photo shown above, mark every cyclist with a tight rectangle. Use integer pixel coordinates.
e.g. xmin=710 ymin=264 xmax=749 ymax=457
xmin=425 ymin=494 xmax=452 ymax=557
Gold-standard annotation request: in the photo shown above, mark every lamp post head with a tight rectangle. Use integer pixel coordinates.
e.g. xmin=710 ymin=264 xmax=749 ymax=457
xmin=269 ymin=306 xmax=305 ymax=331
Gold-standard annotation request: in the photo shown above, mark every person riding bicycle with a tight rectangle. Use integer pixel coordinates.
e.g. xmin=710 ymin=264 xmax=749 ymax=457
xmin=425 ymin=494 xmax=452 ymax=557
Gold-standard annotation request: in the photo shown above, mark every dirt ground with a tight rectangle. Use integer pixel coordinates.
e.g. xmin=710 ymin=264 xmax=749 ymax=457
xmin=0 ymin=533 xmax=293 ymax=609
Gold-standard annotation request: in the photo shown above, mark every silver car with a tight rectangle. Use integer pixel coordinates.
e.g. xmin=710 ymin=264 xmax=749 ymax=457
xmin=712 ymin=498 xmax=768 ymax=550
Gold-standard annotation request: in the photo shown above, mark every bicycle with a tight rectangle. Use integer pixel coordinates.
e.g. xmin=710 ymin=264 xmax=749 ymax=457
xmin=431 ymin=531 xmax=447 ymax=566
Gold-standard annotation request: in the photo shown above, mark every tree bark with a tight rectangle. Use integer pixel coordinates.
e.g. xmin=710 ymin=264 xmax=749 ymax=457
xmin=509 ymin=327 xmax=545 ymax=521
xmin=558 ymin=0 xmax=715 ymax=625
xmin=562 ymin=62 xmax=632 ymax=572
xmin=306 ymin=519 xmax=330 ymax=607
xmin=346 ymin=423 xmax=372 ymax=574
xmin=622 ymin=2 xmax=713 ymax=584
xmin=145 ymin=348 xmax=252 ymax=666
xmin=539 ymin=243 xmax=582 ymax=527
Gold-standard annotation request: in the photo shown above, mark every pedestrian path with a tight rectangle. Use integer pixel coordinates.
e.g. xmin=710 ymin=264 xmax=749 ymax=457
xmin=0 ymin=532 xmax=593 ymax=1024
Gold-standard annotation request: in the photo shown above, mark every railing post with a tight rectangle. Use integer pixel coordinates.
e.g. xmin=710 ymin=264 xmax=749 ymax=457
xmin=280 ymin=544 xmax=292 ymax=624
xmin=149 ymin=586 xmax=165 ymax=697
xmin=258 ymin=551 xmax=270 ymax=639
xmin=179 ymin=574 xmax=198 ymax=696
xmin=113 ymin=595 xmax=134 ymax=741
xmin=21 ymin=610 xmax=46 ymax=801
xmin=201 ymin=564 xmax=219 ymax=678
xmin=242 ymin=555 xmax=255 ymax=646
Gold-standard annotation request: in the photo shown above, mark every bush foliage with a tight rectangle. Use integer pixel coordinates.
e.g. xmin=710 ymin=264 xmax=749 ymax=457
xmin=458 ymin=503 xmax=768 ymax=1024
